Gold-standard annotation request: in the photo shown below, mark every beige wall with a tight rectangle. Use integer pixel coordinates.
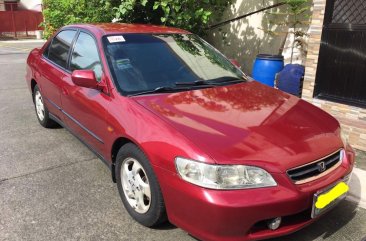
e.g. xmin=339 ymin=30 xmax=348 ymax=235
xmin=206 ymin=0 xmax=288 ymax=74
xmin=303 ymin=0 xmax=366 ymax=151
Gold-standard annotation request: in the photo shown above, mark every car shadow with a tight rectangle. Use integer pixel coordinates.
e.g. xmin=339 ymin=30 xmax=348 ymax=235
xmin=269 ymin=173 xmax=362 ymax=241
xmin=153 ymin=221 xmax=178 ymax=231
xmin=50 ymin=123 xmax=63 ymax=129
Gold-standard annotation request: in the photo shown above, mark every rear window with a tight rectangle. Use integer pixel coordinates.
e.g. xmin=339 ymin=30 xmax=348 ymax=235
xmin=47 ymin=30 xmax=76 ymax=69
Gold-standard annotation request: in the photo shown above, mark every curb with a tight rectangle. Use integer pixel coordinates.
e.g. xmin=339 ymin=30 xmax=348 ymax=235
xmin=347 ymin=167 xmax=366 ymax=209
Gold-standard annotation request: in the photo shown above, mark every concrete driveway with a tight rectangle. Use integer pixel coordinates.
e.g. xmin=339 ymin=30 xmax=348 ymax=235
xmin=0 ymin=41 xmax=365 ymax=241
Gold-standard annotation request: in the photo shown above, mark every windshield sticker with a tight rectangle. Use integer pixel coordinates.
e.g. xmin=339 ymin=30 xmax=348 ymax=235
xmin=107 ymin=35 xmax=125 ymax=43
xmin=116 ymin=59 xmax=133 ymax=70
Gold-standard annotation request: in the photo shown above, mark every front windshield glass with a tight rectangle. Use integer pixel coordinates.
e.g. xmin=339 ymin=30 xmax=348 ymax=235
xmin=103 ymin=33 xmax=244 ymax=95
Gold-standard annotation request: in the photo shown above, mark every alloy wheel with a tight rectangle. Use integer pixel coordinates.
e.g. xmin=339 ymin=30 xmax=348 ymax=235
xmin=35 ymin=91 xmax=45 ymax=121
xmin=121 ymin=157 xmax=151 ymax=214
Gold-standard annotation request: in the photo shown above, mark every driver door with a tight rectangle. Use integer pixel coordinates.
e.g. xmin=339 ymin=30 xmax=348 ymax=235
xmin=61 ymin=31 xmax=112 ymax=157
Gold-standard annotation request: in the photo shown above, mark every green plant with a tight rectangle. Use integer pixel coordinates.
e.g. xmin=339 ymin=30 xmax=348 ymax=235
xmin=114 ymin=0 xmax=233 ymax=35
xmin=41 ymin=0 xmax=120 ymax=39
xmin=263 ymin=0 xmax=311 ymax=63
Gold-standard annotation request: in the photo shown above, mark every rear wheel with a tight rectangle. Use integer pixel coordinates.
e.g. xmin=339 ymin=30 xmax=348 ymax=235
xmin=33 ymin=85 xmax=57 ymax=128
xmin=116 ymin=143 xmax=167 ymax=227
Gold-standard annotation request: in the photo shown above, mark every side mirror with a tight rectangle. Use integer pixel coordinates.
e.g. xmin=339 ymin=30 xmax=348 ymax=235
xmin=71 ymin=70 xmax=98 ymax=89
xmin=230 ymin=59 xmax=241 ymax=68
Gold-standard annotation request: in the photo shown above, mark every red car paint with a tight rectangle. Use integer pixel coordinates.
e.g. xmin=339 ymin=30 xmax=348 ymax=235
xmin=26 ymin=23 xmax=355 ymax=241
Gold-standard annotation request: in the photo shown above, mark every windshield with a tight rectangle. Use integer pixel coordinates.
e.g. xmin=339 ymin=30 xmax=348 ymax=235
xmin=103 ymin=33 xmax=244 ymax=95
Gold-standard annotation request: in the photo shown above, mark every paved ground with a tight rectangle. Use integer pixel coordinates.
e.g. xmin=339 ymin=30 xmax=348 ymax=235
xmin=0 ymin=41 xmax=366 ymax=241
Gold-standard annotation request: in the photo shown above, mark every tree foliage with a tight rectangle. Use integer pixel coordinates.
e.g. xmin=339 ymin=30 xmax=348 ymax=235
xmin=42 ymin=0 xmax=120 ymax=39
xmin=114 ymin=0 xmax=234 ymax=35
xmin=42 ymin=0 xmax=233 ymax=38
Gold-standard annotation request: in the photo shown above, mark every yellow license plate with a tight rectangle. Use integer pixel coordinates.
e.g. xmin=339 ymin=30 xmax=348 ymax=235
xmin=311 ymin=182 xmax=349 ymax=218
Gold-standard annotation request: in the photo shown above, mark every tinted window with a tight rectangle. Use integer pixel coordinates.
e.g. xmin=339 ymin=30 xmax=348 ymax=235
xmin=103 ymin=34 xmax=243 ymax=95
xmin=70 ymin=32 xmax=102 ymax=81
xmin=48 ymin=30 xmax=76 ymax=69
xmin=43 ymin=42 xmax=50 ymax=58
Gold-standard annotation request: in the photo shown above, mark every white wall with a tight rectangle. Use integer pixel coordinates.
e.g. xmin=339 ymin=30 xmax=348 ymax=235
xmin=207 ymin=0 xmax=312 ymax=74
xmin=206 ymin=0 xmax=289 ymax=74
xmin=282 ymin=27 xmax=310 ymax=66
xmin=0 ymin=0 xmax=5 ymax=11
xmin=19 ymin=0 xmax=42 ymax=11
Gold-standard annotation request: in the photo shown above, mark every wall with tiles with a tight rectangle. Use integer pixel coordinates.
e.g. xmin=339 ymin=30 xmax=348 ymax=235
xmin=302 ymin=0 xmax=366 ymax=151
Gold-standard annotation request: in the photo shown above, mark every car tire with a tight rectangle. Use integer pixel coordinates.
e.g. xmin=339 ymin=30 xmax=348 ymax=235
xmin=33 ymin=85 xmax=57 ymax=128
xmin=116 ymin=143 xmax=167 ymax=227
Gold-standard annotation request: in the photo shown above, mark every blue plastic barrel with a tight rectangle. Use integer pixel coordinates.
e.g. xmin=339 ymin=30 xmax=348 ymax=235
xmin=252 ymin=54 xmax=284 ymax=87
xmin=277 ymin=64 xmax=305 ymax=97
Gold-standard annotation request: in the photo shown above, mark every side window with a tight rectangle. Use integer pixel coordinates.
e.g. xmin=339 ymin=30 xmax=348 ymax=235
xmin=43 ymin=42 xmax=50 ymax=58
xmin=70 ymin=32 xmax=102 ymax=81
xmin=48 ymin=30 xmax=76 ymax=69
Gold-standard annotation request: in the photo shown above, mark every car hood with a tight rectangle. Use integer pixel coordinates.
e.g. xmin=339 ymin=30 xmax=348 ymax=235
xmin=132 ymin=81 xmax=343 ymax=173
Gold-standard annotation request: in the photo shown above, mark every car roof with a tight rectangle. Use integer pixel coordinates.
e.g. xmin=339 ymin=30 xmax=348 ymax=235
xmin=65 ymin=23 xmax=191 ymax=36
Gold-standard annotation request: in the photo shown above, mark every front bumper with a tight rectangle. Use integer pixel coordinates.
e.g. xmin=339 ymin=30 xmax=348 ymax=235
xmin=154 ymin=149 xmax=354 ymax=241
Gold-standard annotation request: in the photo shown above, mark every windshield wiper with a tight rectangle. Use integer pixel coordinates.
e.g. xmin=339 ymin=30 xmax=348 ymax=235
xmin=128 ymin=76 xmax=245 ymax=97
xmin=175 ymin=77 xmax=245 ymax=87
xmin=206 ymin=76 xmax=245 ymax=84
xmin=175 ymin=79 xmax=216 ymax=86
xmin=127 ymin=86 xmax=192 ymax=97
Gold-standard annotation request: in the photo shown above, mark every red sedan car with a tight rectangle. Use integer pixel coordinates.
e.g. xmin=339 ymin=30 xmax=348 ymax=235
xmin=26 ymin=23 xmax=354 ymax=241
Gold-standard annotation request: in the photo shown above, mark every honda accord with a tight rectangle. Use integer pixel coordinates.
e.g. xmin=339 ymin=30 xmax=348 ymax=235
xmin=26 ymin=23 xmax=355 ymax=241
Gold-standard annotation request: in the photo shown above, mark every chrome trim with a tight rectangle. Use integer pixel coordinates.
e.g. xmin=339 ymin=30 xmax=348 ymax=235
xmin=287 ymin=148 xmax=343 ymax=185
xmin=289 ymin=148 xmax=342 ymax=170
xmin=294 ymin=162 xmax=342 ymax=185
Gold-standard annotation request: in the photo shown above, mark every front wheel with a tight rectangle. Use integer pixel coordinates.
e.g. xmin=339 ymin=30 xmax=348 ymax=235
xmin=116 ymin=143 xmax=167 ymax=227
xmin=33 ymin=85 xmax=57 ymax=128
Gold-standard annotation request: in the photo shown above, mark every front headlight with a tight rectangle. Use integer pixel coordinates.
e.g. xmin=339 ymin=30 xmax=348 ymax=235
xmin=175 ymin=157 xmax=277 ymax=189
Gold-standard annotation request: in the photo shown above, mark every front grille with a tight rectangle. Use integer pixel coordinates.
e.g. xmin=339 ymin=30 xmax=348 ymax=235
xmin=287 ymin=150 xmax=342 ymax=184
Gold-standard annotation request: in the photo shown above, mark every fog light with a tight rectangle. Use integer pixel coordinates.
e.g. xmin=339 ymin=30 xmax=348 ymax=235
xmin=267 ymin=217 xmax=281 ymax=230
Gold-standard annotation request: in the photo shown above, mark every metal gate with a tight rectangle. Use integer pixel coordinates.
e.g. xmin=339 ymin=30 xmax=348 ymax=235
xmin=314 ymin=0 xmax=366 ymax=108
xmin=0 ymin=2 xmax=43 ymax=39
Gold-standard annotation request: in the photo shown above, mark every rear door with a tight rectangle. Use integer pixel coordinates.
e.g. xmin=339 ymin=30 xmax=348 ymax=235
xmin=61 ymin=31 xmax=112 ymax=157
xmin=39 ymin=30 xmax=77 ymax=120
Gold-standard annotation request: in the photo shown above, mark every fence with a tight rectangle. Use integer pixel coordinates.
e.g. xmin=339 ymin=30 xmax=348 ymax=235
xmin=0 ymin=2 xmax=43 ymax=39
